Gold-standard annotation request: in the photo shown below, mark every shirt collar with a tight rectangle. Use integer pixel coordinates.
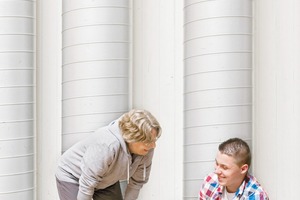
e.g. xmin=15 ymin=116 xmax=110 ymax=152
xmin=235 ymin=174 xmax=251 ymax=197
xmin=216 ymin=174 xmax=251 ymax=198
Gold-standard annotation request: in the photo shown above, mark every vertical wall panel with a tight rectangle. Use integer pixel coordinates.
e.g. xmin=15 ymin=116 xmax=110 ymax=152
xmin=0 ymin=0 xmax=35 ymax=199
xmin=36 ymin=0 xmax=62 ymax=199
xmin=184 ymin=0 xmax=253 ymax=199
xmin=253 ymin=0 xmax=300 ymax=199
xmin=132 ymin=0 xmax=184 ymax=199
xmin=62 ymin=0 xmax=130 ymax=151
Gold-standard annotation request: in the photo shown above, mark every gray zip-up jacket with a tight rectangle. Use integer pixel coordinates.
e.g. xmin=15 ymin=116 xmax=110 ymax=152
xmin=55 ymin=119 xmax=154 ymax=200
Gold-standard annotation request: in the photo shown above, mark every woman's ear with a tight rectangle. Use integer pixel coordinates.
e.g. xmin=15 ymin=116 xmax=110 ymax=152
xmin=241 ymin=164 xmax=249 ymax=174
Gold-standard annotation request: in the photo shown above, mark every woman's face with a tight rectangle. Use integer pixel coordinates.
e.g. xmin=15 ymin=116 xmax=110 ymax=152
xmin=127 ymin=129 xmax=158 ymax=156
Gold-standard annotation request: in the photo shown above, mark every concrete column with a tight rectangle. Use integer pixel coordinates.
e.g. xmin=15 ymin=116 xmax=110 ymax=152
xmin=0 ymin=0 xmax=35 ymax=199
xmin=184 ymin=0 xmax=253 ymax=198
xmin=62 ymin=0 xmax=130 ymax=151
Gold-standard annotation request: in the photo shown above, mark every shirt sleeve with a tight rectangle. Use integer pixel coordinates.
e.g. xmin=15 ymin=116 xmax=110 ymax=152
xmin=78 ymin=144 xmax=115 ymax=200
xmin=251 ymin=191 xmax=269 ymax=200
xmin=199 ymin=173 xmax=217 ymax=200
xmin=199 ymin=182 xmax=207 ymax=200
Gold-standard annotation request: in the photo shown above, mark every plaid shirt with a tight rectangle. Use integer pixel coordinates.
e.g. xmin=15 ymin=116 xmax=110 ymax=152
xmin=199 ymin=173 xmax=269 ymax=200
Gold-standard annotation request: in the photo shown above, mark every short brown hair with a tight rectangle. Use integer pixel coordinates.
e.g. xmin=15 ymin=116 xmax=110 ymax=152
xmin=219 ymin=138 xmax=251 ymax=167
xmin=119 ymin=109 xmax=161 ymax=143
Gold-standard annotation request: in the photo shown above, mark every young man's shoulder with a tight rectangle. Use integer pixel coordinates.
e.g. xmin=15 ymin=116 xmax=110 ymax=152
xmin=244 ymin=174 xmax=269 ymax=199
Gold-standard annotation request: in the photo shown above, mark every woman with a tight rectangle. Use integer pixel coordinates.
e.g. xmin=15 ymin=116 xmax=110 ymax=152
xmin=56 ymin=109 xmax=161 ymax=200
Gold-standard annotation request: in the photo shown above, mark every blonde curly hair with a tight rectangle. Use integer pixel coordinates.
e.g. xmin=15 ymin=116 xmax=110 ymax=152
xmin=119 ymin=109 xmax=161 ymax=143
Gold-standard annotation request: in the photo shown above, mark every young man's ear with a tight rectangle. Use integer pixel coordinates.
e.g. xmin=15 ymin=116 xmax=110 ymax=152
xmin=241 ymin=164 xmax=248 ymax=174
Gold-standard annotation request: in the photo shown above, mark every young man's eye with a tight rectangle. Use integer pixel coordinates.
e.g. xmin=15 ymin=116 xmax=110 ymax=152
xmin=222 ymin=166 xmax=228 ymax=170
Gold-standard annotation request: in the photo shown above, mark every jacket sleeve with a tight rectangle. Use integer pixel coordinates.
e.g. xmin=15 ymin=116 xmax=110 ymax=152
xmin=78 ymin=144 xmax=115 ymax=200
xmin=124 ymin=150 xmax=154 ymax=200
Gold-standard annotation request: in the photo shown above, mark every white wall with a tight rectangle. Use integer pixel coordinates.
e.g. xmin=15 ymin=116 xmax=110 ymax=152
xmin=33 ymin=0 xmax=300 ymax=199
xmin=253 ymin=0 xmax=300 ymax=199
xmin=35 ymin=0 xmax=184 ymax=199
xmin=132 ymin=0 xmax=184 ymax=199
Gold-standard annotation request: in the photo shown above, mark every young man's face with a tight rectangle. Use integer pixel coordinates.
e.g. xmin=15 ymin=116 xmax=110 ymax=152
xmin=214 ymin=151 xmax=248 ymax=193
xmin=127 ymin=129 xmax=158 ymax=156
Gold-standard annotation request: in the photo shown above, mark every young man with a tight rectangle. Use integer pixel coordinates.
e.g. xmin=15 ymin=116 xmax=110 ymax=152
xmin=199 ymin=138 xmax=269 ymax=200
xmin=56 ymin=109 xmax=161 ymax=200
